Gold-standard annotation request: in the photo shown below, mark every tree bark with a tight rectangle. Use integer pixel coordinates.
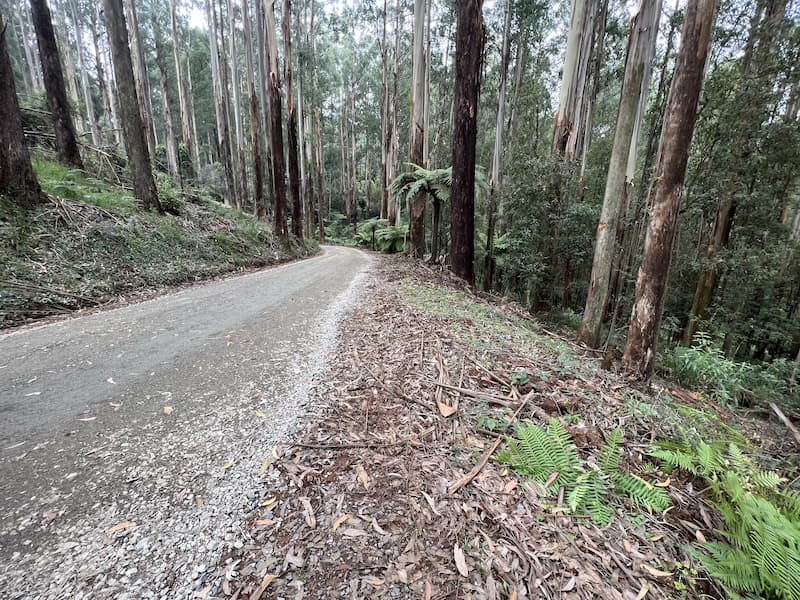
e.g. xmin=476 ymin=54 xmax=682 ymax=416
xmin=482 ymin=0 xmax=512 ymax=292
xmin=102 ymin=0 xmax=161 ymax=212
xmin=552 ymin=0 xmax=598 ymax=160
xmin=227 ymin=0 xmax=248 ymax=209
xmin=264 ymin=0 xmax=287 ymax=237
xmin=68 ymin=0 xmax=100 ymax=146
xmin=0 ymin=16 xmax=42 ymax=208
xmin=206 ymin=0 xmax=236 ymax=206
xmin=622 ymin=0 xmax=716 ymax=379
xmin=30 ymin=0 xmax=83 ymax=168
xmin=153 ymin=25 xmax=179 ymax=177
xmin=578 ymin=0 xmax=661 ymax=348
xmin=242 ymin=0 xmax=265 ymax=221
xmin=282 ymin=0 xmax=302 ymax=238
xmin=170 ymin=0 xmax=192 ymax=155
xmin=123 ymin=0 xmax=157 ymax=160
xmin=408 ymin=0 xmax=427 ymax=257
xmin=450 ymin=0 xmax=483 ymax=285
xmin=380 ymin=0 xmax=389 ymax=220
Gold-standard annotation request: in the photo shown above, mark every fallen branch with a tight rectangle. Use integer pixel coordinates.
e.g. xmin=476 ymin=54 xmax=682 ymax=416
xmin=430 ymin=381 xmax=516 ymax=407
xmin=448 ymin=392 xmax=534 ymax=495
xmin=769 ymin=402 xmax=800 ymax=445
xmin=292 ymin=440 xmax=409 ymax=450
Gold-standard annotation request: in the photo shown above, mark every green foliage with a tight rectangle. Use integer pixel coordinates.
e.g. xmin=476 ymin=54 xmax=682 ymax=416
xmin=654 ymin=441 xmax=800 ymax=599
xmin=388 ymin=164 xmax=489 ymax=208
xmin=498 ymin=420 xmax=669 ymax=525
xmin=661 ymin=332 xmax=798 ymax=406
xmin=156 ymin=176 xmax=186 ymax=216
xmin=356 ymin=218 xmax=408 ymax=253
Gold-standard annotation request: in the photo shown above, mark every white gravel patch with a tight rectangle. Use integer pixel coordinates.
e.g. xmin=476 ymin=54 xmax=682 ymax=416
xmin=0 ymin=255 xmax=372 ymax=600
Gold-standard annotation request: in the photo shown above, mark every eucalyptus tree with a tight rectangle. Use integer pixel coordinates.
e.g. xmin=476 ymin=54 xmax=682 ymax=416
xmin=103 ymin=0 xmax=161 ymax=211
xmin=408 ymin=0 xmax=428 ymax=257
xmin=623 ymin=0 xmax=716 ymax=378
xmin=30 ymin=0 xmax=83 ymax=168
xmin=450 ymin=0 xmax=484 ymax=284
xmin=0 ymin=13 xmax=42 ymax=208
xmin=283 ymin=0 xmax=302 ymax=237
xmin=578 ymin=0 xmax=662 ymax=348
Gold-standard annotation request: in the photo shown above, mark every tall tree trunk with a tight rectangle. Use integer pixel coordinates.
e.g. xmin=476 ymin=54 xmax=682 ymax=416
xmin=450 ymin=0 xmax=484 ymax=284
xmin=0 ymin=15 xmax=42 ymax=208
xmin=579 ymin=0 xmax=609 ymax=178
xmin=153 ymin=26 xmax=179 ymax=178
xmin=380 ymin=0 xmax=389 ymax=220
xmin=242 ymin=0 xmax=265 ymax=221
xmin=482 ymin=0 xmax=512 ymax=292
xmin=206 ymin=0 xmax=236 ymax=206
xmin=90 ymin=7 xmax=119 ymax=144
xmin=170 ymin=0 xmax=192 ymax=155
xmin=622 ymin=0 xmax=716 ymax=379
xmin=297 ymin=1 xmax=310 ymax=237
xmin=186 ymin=32 xmax=201 ymax=169
xmin=53 ymin=1 xmax=79 ymax=103
xmin=264 ymin=0 xmax=287 ymax=237
xmin=282 ymin=0 xmax=302 ymax=238
xmin=578 ymin=0 xmax=662 ymax=348
xmin=30 ymin=0 xmax=83 ymax=168
xmin=68 ymin=0 xmax=100 ymax=146
xmin=103 ymin=0 xmax=161 ymax=212
xmin=387 ymin=0 xmax=401 ymax=226
xmin=15 ymin=2 xmax=40 ymax=92
xmin=552 ymin=0 xmax=598 ymax=160
xmin=227 ymin=0 xmax=248 ymax=209
xmin=315 ymin=111 xmax=324 ymax=242
xmin=408 ymin=0 xmax=427 ymax=257
xmin=124 ymin=0 xmax=157 ymax=160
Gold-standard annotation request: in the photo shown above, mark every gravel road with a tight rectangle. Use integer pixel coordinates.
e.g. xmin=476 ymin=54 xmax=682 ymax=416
xmin=0 ymin=246 xmax=371 ymax=599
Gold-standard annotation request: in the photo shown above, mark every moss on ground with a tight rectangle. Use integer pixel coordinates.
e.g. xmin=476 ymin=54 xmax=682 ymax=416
xmin=0 ymin=160 xmax=316 ymax=328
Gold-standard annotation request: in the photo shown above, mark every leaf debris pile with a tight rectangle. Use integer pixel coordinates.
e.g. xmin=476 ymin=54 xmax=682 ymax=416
xmin=203 ymin=256 xmax=793 ymax=600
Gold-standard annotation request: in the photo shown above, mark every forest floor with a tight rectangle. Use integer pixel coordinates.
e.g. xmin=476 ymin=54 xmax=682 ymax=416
xmin=0 ymin=159 xmax=314 ymax=330
xmin=202 ymin=255 xmax=799 ymax=600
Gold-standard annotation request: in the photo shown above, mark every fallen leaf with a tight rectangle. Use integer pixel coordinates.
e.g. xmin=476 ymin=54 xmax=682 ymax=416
xmin=223 ymin=460 xmax=234 ymax=469
xmin=454 ymin=544 xmax=469 ymax=577
xmin=254 ymin=518 xmax=275 ymax=527
xmin=332 ymin=514 xmax=351 ymax=531
xmin=654 ymin=477 xmax=671 ymax=488
xmin=341 ymin=527 xmax=369 ymax=538
xmin=106 ymin=521 xmax=137 ymax=534
xmin=300 ymin=497 xmax=316 ymax=528
xmin=363 ymin=576 xmax=384 ymax=587
xmin=371 ymin=517 xmax=390 ymax=536
xmin=261 ymin=496 xmax=276 ymax=507
xmin=560 ymin=576 xmax=576 ymax=592
xmin=272 ymin=446 xmax=281 ymax=459
xmin=255 ymin=410 xmax=267 ymax=418
xmin=195 ymin=496 xmax=203 ymax=507
xmin=642 ymin=564 xmax=673 ymax=579
xmin=356 ymin=465 xmax=371 ymax=489
xmin=636 ymin=581 xmax=650 ymax=600
xmin=424 ymin=581 xmax=432 ymax=600
xmin=437 ymin=401 xmax=457 ymax=417
xmin=77 ymin=417 xmax=96 ymax=422
xmin=251 ymin=574 xmax=277 ymax=600
xmin=259 ymin=457 xmax=271 ymax=475
xmin=163 ymin=406 xmax=173 ymax=415
xmin=695 ymin=530 xmax=707 ymax=543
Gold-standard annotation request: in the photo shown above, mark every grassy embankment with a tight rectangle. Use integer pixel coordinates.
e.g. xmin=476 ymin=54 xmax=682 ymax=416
xmin=0 ymin=160 xmax=315 ymax=329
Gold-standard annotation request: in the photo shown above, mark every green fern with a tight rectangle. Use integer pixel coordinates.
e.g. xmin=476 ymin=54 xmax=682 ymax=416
xmin=654 ymin=441 xmax=800 ymax=600
xmin=499 ymin=420 xmax=668 ymax=525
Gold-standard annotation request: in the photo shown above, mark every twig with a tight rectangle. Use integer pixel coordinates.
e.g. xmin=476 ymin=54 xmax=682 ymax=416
xmin=358 ymin=351 xmax=433 ymax=411
xmin=769 ymin=402 xmax=800 ymax=445
xmin=292 ymin=441 xmax=408 ymax=450
xmin=431 ymin=381 xmax=516 ymax=406
xmin=448 ymin=392 xmax=534 ymax=494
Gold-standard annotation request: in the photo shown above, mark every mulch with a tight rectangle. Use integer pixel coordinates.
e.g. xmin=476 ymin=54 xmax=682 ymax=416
xmin=200 ymin=255 xmax=796 ymax=600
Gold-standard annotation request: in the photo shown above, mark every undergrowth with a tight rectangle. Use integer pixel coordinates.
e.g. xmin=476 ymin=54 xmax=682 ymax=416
xmin=498 ymin=420 xmax=670 ymax=524
xmin=0 ymin=159 xmax=314 ymax=328
xmin=654 ymin=441 xmax=800 ymax=599
xmin=660 ymin=332 xmax=797 ymax=407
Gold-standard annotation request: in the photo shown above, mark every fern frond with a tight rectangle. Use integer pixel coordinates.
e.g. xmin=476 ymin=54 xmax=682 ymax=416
xmin=613 ymin=474 xmax=671 ymax=512
xmin=597 ymin=428 xmax=622 ymax=475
